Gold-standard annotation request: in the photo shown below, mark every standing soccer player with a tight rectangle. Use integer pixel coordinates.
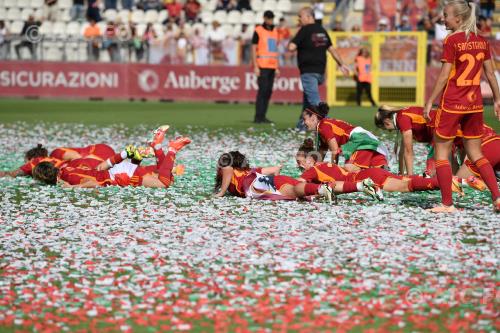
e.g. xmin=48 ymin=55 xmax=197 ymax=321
xmin=424 ymin=0 xmax=500 ymax=213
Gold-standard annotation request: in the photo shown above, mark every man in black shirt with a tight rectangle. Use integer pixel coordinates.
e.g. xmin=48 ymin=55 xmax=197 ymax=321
xmin=15 ymin=15 xmax=40 ymax=60
xmin=288 ymin=7 xmax=349 ymax=131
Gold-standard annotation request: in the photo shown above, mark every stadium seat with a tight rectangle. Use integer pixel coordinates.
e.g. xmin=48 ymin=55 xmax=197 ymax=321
xmin=353 ymin=0 xmax=365 ymax=11
xmin=33 ymin=8 xmax=43 ymax=20
xmin=240 ymin=10 xmax=254 ymax=25
xmin=262 ymin=0 xmax=277 ymax=11
xmin=17 ymin=0 xmax=32 ymax=9
xmin=213 ymin=10 xmax=227 ymax=24
xmin=226 ymin=10 xmax=241 ymax=24
xmin=0 ymin=8 xmax=6 ymax=20
xmin=131 ymin=10 xmax=145 ymax=24
xmin=276 ymin=0 xmax=291 ymax=13
xmin=192 ymin=22 xmax=205 ymax=35
xmin=45 ymin=47 xmax=62 ymax=61
xmin=38 ymin=21 xmax=53 ymax=35
xmin=66 ymin=21 xmax=81 ymax=36
xmin=118 ymin=9 xmax=130 ymax=23
xmin=20 ymin=8 xmax=34 ymax=21
xmin=6 ymin=8 xmax=21 ymax=21
xmin=254 ymin=11 xmax=264 ymax=24
xmin=153 ymin=23 xmax=164 ymax=37
xmin=202 ymin=0 xmax=217 ymax=12
xmin=157 ymin=9 xmax=168 ymax=23
xmin=200 ymin=11 xmax=213 ymax=24
xmin=221 ymin=23 xmax=233 ymax=37
xmin=4 ymin=0 xmax=18 ymax=9
xmin=9 ymin=20 xmax=24 ymax=35
xmin=58 ymin=0 xmax=72 ymax=10
xmin=250 ymin=0 xmax=263 ymax=11
xmin=30 ymin=0 xmax=44 ymax=9
xmin=59 ymin=9 xmax=71 ymax=22
xmin=104 ymin=9 xmax=118 ymax=22
xmin=51 ymin=21 xmax=66 ymax=36
xmin=144 ymin=10 xmax=158 ymax=23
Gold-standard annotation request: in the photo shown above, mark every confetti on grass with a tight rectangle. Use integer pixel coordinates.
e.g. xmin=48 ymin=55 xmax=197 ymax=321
xmin=0 ymin=123 xmax=498 ymax=332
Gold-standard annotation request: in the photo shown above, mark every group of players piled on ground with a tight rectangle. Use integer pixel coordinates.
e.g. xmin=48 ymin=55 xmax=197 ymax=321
xmin=1 ymin=1 xmax=499 ymax=213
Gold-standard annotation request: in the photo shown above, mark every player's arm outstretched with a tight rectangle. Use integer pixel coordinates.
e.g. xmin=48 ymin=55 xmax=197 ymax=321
xmin=424 ymin=62 xmax=453 ymax=120
xmin=0 ymin=169 xmax=25 ymax=178
xmin=214 ymin=166 xmax=233 ymax=197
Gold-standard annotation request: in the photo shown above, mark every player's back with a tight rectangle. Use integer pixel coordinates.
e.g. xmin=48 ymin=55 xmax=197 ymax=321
xmin=441 ymin=31 xmax=490 ymax=113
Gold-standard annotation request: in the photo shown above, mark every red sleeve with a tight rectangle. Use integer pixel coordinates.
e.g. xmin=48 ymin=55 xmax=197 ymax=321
xmin=441 ymin=36 xmax=455 ymax=63
xmin=19 ymin=161 xmax=34 ymax=175
xmin=254 ymin=167 xmax=263 ymax=174
xmin=397 ymin=113 xmax=413 ymax=132
xmin=300 ymin=168 xmax=318 ymax=182
xmin=318 ymin=122 xmax=335 ymax=143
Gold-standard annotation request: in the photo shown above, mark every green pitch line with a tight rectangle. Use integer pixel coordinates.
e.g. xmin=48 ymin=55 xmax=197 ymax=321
xmin=0 ymin=98 xmax=499 ymax=132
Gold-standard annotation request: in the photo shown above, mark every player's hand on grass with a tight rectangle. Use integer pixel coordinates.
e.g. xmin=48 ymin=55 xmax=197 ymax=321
xmin=214 ymin=192 xmax=225 ymax=198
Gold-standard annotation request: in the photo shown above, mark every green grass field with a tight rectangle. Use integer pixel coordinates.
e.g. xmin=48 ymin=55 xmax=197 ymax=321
xmin=1 ymin=98 xmax=498 ymax=132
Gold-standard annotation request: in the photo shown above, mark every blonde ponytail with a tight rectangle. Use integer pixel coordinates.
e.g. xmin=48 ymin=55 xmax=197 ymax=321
xmin=446 ymin=0 xmax=478 ymax=38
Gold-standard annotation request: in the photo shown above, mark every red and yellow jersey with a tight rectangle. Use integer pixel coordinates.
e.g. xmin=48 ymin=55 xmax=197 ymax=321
xmin=481 ymin=133 xmax=499 ymax=146
xmin=440 ymin=32 xmax=491 ymax=113
xmin=50 ymin=144 xmax=115 ymax=161
xmin=396 ymin=106 xmax=435 ymax=143
xmin=317 ymin=118 xmax=355 ymax=146
xmin=300 ymin=162 xmax=349 ymax=183
xmin=59 ymin=167 xmax=113 ymax=186
xmin=20 ymin=157 xmax=67 ymax=176
xmin=228 ymin=167 xmax=262 ymax=197
xmin=64 ymin=158 xmax=102 ymax=169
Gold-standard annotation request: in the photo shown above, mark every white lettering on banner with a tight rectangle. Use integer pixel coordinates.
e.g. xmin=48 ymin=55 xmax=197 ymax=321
xmin=0 ymin=70 xmax=119 ymax=88
xmin=244 ymin=73 xmax=303 ymax=92
xmin=164 ymin=70 xmax=240 ymax=95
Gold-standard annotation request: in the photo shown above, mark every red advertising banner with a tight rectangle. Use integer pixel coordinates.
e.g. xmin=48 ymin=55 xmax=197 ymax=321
xmin=0 ymin=62 xmax=324 ymax=103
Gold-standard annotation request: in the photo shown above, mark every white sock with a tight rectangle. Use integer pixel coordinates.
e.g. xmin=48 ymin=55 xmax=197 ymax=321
xmin=356 ymin=182 xmax=364 ymax=191
xmin=120 ymin=150 xmax=128 ymax=159
xmin=154 ymin=144 xmax=162 ymax=150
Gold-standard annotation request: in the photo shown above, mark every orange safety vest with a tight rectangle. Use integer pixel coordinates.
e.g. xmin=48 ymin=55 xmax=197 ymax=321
xmin=356 ymin=56 xmax=372 ymax=83
xmin=255 ymin=25 xmax=279 ymax=69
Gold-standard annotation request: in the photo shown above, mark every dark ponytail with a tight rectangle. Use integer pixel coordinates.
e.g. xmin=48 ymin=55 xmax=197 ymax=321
xmin=25 ymin=144 xmax=48 ymax=160
xmin=374 ymin=105 xmax=400 ymax=129
xmin=214 ymin=151 xmax=250 ymax=192
xmin=303 ymin=102 xmax=330 ymax=119
xmin=296 ymin=138 xmax=322 ymax=162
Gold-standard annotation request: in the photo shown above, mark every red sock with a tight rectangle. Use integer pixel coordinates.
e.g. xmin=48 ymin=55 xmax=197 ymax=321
xmin=408 ymin=175 xmax=439 ymax=191
xmin=435 ymin=160 xmax=453 ymax=206
xmin=474 ymin=157 xmax=500 ymax=200
xmin=154 ymin=147 xmax=165 ymax=165
xmin=304 ymin=183 xmax=321 ymax=196
xmin=342 ymin=181 xmax=358 ymax=193
xmin=157 ymin=151 xmax=176 ymax=186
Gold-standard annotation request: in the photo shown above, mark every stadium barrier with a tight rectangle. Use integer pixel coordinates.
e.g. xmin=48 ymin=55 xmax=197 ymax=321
xmin=327 ymin=31 xmax=428 ymax=107
xmin=0 ymin=61 xmax=326 ymax=102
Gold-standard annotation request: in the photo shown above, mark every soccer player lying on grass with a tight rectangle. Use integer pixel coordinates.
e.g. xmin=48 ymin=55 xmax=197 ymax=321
xmin=214 ymin=150 xmax=337 ymax=202
xmin=302 ymin=102 xmax=389 ymax=172
xmin=295 ymin=138 xmax=466 ymax=197
xmin=0 ymin=143 xmax=116 ymax=178
xmin=33 ymin=126 xmax=190 ymax=189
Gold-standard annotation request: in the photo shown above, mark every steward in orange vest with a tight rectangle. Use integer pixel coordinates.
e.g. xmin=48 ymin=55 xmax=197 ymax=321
xmin=252 ymin=10 xmax=279 ymax=124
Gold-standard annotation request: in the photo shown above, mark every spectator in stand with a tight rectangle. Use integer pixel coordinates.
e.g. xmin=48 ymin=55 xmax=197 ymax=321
xmin=44 ymin=0 xmax=59 ymax=21
xmin=189 ymin=27 xmax=209 ymax=65
xmin=0 ymin=21 xmax=10 ymax=60
xmin=223 ymin=33 xmax=238 ymax=65
xmin=105 ymin=0 xmax=117 ymax=10
xmin=216 ymin=0 xmax=237 ymax=11
xmin=103 ymin=21 xmax=122 ymax=62
xmin=237 ymin=0 xmax=251 ymax=11
xmin=166 ymin=0 xmax=183 ymax=24
xmin=237 ymin=23 xmax=253 ymax=64
xmin=142 ymin=23 xmax=157 ymax=62
xmin=127 ymin=22 xmax=145 ymax=62
xmin=137 ymin=0 xmax=162 ymax=11
xmin=417 ymin=15 xmax=435 ymax=39
xmin=288 ymin=7 xmax=350 ymax=131
xmin=207 ymin=20 xmax=226 ymax=63
xmin=332 ymin=18 xmax=344 ymax=32
xmin=176 ymin=31 xmax=188 ymax=64
xmin=277 ymin=17 xmax=292 ymax=66
xmin=83 ymin=18 xmax=101 ymax=61
xmin=87 ymin=0 xmax=102 ymax=22
xmin=70 ymin=0 xmax=85 ymax=21
xmin=377 ymin=17 xmax=391 ymax=31
xmin=15 ymin=15 xmax=40 ymax=60
xmin=122 ymin=0 xmax=133 ymax=10
xmin=478 ymin=15 xmax=492 ymax=38
xmin=354 ymin=47 xmax=376 ymax=107
xmin=480 ymin=0 xmax=495 ymax=19
xmin=397 ymin=15 xmax=412 ymax=31
xmin=164 ymin=22 xmax=178 ymax=63
xmin=184 ymin=0 xmax=201 ymax=23
xmin=312 ymin=0 xmax=324 ymax=25
xmin=189 ymin=28 xmax=209 ymax=66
